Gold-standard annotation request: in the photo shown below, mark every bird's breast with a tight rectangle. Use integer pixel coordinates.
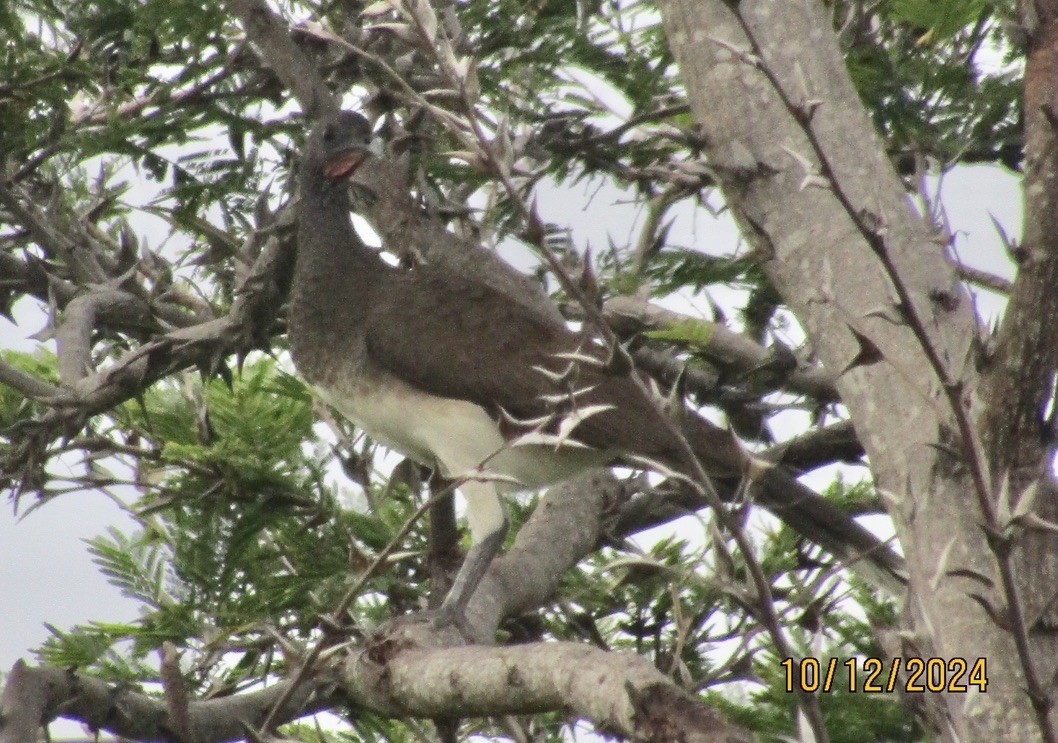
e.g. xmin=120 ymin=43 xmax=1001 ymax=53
xmin=312 ymin=376 xmax=610 ymax=491
xmin=313 ymin=375 xmax=505 ymax=472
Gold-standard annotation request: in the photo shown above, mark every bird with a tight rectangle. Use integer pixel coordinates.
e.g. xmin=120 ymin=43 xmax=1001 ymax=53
xmin=289 ymin=110 xmax=905 ymax=630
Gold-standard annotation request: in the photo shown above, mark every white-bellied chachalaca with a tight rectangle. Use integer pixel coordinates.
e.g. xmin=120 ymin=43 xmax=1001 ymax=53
xmin=290 ymin=111 xmax=905 ymax=630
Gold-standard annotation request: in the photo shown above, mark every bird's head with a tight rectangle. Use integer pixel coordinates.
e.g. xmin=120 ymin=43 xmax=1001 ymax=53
xmin=302 ymin=111 xmax=375 ymax=187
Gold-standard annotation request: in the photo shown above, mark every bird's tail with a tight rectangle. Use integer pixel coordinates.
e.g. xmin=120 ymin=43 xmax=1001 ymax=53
xmin=680 ymin=414 xmax=907 ymax=596
xmin=753 ymin=467 xmax=906 ymax=594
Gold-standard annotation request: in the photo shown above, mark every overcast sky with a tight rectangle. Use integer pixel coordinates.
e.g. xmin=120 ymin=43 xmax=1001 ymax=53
xmin=0 ymin=154 xmax=1022 ymax=740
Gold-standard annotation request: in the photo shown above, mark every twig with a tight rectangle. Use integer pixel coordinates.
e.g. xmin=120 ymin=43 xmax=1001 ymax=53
xmin=392 ymin=4 xmax=828 ymax=737
xmin=258 ymin=481 xmax=458 ymax=734
xmin=957 ymin=263 xmax=1013 ymax=294
xmin=0 ymin=358 xmax=63 ymax=402
xmin=159 ymin=642 xmax=193 ymax=743
xmin=632 ymin=182 xmax=683 ymax=274
xmin=0 ymin=184 xmax=106 ymax=285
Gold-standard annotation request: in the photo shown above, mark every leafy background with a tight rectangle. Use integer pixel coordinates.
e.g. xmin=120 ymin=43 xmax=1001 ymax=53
xmin=0 ymin=0 xmax=1023 ymax=739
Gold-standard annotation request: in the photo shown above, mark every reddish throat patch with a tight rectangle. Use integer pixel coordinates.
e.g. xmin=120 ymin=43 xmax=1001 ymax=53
xmin=324 ymin=151 xmax=365 ymax=180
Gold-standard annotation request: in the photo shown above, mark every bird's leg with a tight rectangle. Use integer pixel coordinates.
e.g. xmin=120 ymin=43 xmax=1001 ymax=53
xmin=435 ymin=510 xmax=509 ymax=623
xmin=387 ymin=481 xmax=508 ymax=641
xmin=427 ymin=479 xmax=509 ymax=634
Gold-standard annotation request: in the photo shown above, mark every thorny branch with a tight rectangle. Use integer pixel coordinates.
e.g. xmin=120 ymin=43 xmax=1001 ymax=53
xmin=0 ymin=2 xmax=919 ymax=741
xmin=725 ymin=6 xmax=1056 ymax=741
xmin=372 ymin=0 xmax=835 ymax=736
xmin=0 ymin=201 xmax=296 ymax=500
xmin=216 ymin=2 xmax=849 ymax=740
xmin=256 ymin=481 xmax=458 ymax=735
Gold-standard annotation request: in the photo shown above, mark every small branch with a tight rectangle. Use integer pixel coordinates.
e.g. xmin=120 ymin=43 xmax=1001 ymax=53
xmin=73 ymin=63 xmax=237 ymax=129
xmin=772 ymin=419 xmax=864 ymax=473
xmin=258 ymin=483 xmax=452 ymax=733
xmin=226 ymin=0 xmax=339 ymax=117
xmin=160 ymin=643 xmax=192 ymax=743
xmin=0 ymin=183 xmax=107 ymax=285
xmin=376 ymin=5 xmax=836 ymax=734
xmin=0 ymin=659 xmax=338 ymax=743
xmin=583 ymin=103 xmax=693 ymax=146
xmin=2 ymin=223 xmax=295 ymax=494
xmin=0 ymin=358 xmax=63 ymax=402
xmin=626 ymin=344 xmax=722 ymax=401
xmin=600 ymin=294 xmax=839 ymax=401
xmin=633 ymin=183 xmax=684 ymax=273
xmin=13 ymin=63 xmax=265 ymax=183
xmin=55 ymin=289 xmax=148 ymax=385
xmin=957 ymin=263 xmax=1012 ymax=294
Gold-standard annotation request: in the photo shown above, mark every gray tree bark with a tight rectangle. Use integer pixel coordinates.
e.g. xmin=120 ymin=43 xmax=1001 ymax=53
xmin=656 ymin=0 xmax=1058 ymax=738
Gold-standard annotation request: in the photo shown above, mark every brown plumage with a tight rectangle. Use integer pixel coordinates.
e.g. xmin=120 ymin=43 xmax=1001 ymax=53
xmin=290 ymin=111 xmax=905 ymax=627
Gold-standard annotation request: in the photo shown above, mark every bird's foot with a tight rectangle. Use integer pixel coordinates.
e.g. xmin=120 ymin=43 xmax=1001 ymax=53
xmin=382 ymin=605 xmax=476 ymax=644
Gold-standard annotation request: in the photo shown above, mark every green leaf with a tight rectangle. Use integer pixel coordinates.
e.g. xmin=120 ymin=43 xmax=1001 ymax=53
xmin=86 ymin=526 xmax=176 ymax=608
xmin=644 ymin=318 xmax=715 ymax=348
xmin=887 ymin=0 xmax=989 ymax=40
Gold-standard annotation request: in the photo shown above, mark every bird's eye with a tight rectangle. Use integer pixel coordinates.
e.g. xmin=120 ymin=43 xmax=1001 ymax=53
xmin=323 ymin=124 xmax=335 ymax=141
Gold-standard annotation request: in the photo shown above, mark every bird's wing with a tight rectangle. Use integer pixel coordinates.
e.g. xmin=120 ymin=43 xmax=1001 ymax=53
xmin=365 ymin=265 xmax=746 ymax=470
xmin=365 ymin=268 xmax=582 ymax=423
xmin=364 ymin=269 xmax=905 ymax=593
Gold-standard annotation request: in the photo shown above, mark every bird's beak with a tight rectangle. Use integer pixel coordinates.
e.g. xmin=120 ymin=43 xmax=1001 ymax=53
xmin=323 ymin=146 xmax=371 ymax=180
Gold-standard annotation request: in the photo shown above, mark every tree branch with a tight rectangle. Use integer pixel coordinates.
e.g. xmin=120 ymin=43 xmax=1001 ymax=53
xmin=600 ymin=294 xmax=838 ymax=401
xmin=3 ymin=637 xmax=750 ymax=743
xmin=1 ymin=219 xmax=294 ymax=497
xmin=343 ymin=640 xmax=750 ymax=743
xmin=0 ymin=660 xmax=338 ymax=743
xmin=0 ymin=358 xmax=63 ymax=402
xmin=226 ymin=0 xmax=338 ymax=117
xmin=0 ymin=184 xmax=107 ymax=286
xmin=55 ymin=289 xmax=150 ymax=385
xmin=957 ymin=263 xmax=1012 ymax=294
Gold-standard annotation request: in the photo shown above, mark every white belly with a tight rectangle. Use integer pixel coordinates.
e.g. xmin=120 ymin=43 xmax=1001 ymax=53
xmin=314 ymin=377 xmax=611 ymax=542
xmin=313 ymin=378 xmax=609 ymax=491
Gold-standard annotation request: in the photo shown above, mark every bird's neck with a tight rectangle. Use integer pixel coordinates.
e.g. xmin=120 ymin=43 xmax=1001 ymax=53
xmin=291 ymin=178 xmax=379 ymax=382
xmin=294 ymin=179 xmax=382 ymax=294
xmin=297 ymin=181 xmax=366 ymax=265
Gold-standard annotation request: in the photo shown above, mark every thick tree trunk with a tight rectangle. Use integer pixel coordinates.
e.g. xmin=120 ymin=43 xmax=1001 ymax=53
xmin=656 ymin=0 xmax=1056 ymax=738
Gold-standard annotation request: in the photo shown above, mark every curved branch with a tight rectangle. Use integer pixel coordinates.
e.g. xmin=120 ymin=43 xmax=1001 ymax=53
xmin=55 ymin=289 xmax=150 ymax=385
xmin=0 ymin=660 xmax=339 ymax=743
xmin=1 ymin=222 xmax=294 ymax=497
xmin=601 ymin=294 xmax=838 ymax=401
xmin=226 ymin=0 xmax=339 ymax=118
xmin=487 ymin=471 xmax=622 ymax=624
xmin=343 ymin=640 xmax=750 ymax=743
